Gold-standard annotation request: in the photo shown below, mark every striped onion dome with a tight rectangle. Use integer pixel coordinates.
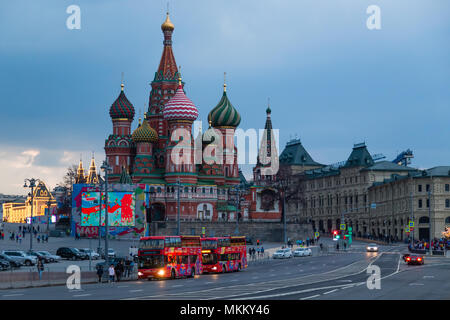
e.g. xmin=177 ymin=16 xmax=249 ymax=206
xmin=132 ymin=116 xmax=158 ymax=143
xmin=208 ymin=90 xmax=241 ymax=128
xmin=163 ymin=82 xmax=199 ymax=121
xmin=109 ymin=84 xmax=135 ymax=120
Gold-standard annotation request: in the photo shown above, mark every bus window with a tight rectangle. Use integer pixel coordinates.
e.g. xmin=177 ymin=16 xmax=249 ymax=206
xmin=202 ymin=253 xmax=217 ymax=265
xmin=138 ymin=255 xmax=165 ymax=269
xmin=167 ymin=255 xmax=176 ymax=264
xmin=182 ymin=255 xmax=189 ymax=264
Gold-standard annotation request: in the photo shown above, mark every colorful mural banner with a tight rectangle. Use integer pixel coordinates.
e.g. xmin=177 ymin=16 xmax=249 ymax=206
xmin=75 ymin=223 xmax=99 ymax=238
xmin=81 ymin=191 xmax=135 ymax=227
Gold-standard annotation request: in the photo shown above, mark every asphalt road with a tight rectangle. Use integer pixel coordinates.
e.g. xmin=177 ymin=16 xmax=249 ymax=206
xmin=1 ymin=241 xmax=449 ymax=300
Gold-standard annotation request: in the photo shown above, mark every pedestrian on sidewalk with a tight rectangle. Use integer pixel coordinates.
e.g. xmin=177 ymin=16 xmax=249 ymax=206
xmin=37 ymin=258 xmax=44 ymax=280
xmin=108 ymin=264 xmax=115 ymax=283
xmin=261 ymin=246 xmax=264 ymax=258
xmin=124 ymin=259 xmax=131 ymax=278
xmin=96 ymin=265 xmax=104 ymax=283
xmin=115 ymin=262 xmax=124 ymax=282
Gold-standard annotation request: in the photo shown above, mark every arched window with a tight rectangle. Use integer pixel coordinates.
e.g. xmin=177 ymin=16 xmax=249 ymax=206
xmin=419 ymin=216 xmax=429 ymax=224
xmin=445 ymin=217 xmax=450 ymax=224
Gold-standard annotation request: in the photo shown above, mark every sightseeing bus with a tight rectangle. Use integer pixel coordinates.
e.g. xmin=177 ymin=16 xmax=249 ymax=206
xmin=200 ymin=236 xmax=247 ymax=273
xmin=137 ymin=235 xmax=202 ymax=280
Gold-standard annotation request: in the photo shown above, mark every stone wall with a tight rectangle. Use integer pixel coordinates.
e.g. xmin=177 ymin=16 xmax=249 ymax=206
xmin=150 ymin=221 xmax=314 ymax=242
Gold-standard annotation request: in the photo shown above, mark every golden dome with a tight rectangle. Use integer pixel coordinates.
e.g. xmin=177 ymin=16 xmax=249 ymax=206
xmin=161 ymin=13 xmax=174 ymax=31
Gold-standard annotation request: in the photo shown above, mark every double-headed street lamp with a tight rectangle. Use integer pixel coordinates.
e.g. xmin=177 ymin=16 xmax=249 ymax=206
xmin=46 ymin=196 xmax=52 ymax=234
xmin=175 ymin=179 xmax=181 ymax=236
xmin=233 ymin=185 xmax=242 ymax=236
xmin=23 ymin=178 xmax=42 ymax=251
xmin=100 ymin=160 xmax=112 ymax=267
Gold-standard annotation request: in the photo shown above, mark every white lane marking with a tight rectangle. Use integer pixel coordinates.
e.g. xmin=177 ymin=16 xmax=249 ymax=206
xmin=252 ymin=277 xmax=259 ymax=279
xmin=341 ymin=285 xmax=354 ymax=290
xmin=73 ymin=294 xmax=92 ymax=297
xmin=300 ymin=294 xmax=320 ymax=300
xmin=337 ymin=280 xmax=352 ymax=283
xmin=171 ymin=285 xmax=183 ymax=288
xmin=298 ymin=269 xmax=304 ymax=272
xmin=230 ymin=280 xmax=238 ymax=282
xmin=2 ymin=294 xmax=24 ymax=297
xmin=205 ymin=282 xmax=214 ymax=284
xmin=409 ymin=283 xmax=424 ymax=286
xmin=129 ymin=289 xmax=144 ymax=292
xmin=118 ymin=285 xmax=129 ymax=288
xmin=423 ymin=276 xmax=434 ymax=279
xmin=323 ymin=289 xmax=338 ymax=295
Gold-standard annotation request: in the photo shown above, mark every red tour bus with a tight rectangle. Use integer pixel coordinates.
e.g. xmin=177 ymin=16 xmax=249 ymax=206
xmin=137 ymin=235 xmax=202 ymax=280
xmin=201 ymin=236 xmax=247 ymax=273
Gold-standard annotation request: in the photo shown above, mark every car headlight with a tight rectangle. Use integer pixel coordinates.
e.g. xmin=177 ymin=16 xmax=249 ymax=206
xmin=138 ymin=272 xmax=143 ymax=276
xmin=157 ymin=269 xmax=165 ymax=276
xmin=212 ymin=266 xmax=217 ymax=270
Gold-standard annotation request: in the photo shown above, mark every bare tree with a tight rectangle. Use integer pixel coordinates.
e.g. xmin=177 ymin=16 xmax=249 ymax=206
xmin=59 ymin=164 xmax=78 ymax=189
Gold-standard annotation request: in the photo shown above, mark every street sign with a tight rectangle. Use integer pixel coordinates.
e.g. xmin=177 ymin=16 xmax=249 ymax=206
xmin=409 ymin=221 xmax=414 ymax=228
xmin=202 ymin=227 xmax=206 ymax=235
xmin=371 ymin=203 xmax=377 ymax=209
xmin=405 ymin=226 xmax=410 ymax=233
xmin=340 ymin=224 xmax=346 ymax=231
xmin=315 ymin=232 xmax=320 ymax=238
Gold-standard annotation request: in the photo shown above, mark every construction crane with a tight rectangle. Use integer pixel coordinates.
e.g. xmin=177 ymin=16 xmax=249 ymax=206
xmin=392 ymin=149 xmax=413 ymax=166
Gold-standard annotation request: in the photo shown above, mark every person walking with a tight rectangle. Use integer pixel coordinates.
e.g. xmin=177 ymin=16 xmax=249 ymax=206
xmin=37 ymin=258 xmax=44 ymax=280
xmin=115 ymin=262 xmax=124 ymax=282
xmin=108 ymin=264 xmax=115 ymax=283
xmin=96 ymin=265 xmax=104 ymax=283
xmin=124 ymin=259 xmax=131 ymax=278
xmin=261 ymin=246 xmax=264 ymax=258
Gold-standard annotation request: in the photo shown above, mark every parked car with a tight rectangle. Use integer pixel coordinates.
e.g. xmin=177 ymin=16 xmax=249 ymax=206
xmin=101 ymin=248 xmax=116 ymax=259
xmin=37 ymin=251 xmax=61 ymax=263
xmin=406 ymin=255 xmax=424 ymax=265
xmin=0 ymin=259 xmax=11 ymax=271
xmin=366 ymin=245 xmax=379 ymax=252
xmin=95 ymin=257 xmax=126 ymax=270
xmin=2 ymin=250 xmax=37 ymax=266
xmin=272 ymin=248 xmax=293 ymax=259
xmin=293 ymin=247 xmax=312 ymax=257
xmin=26 ymin=250 xmax=52 ymax=263
xmin=402 ymin=253 xmax=410 ymax=262
xmin=79 ymin=248 xmax=100 ymax=260
xmin=56 ymin=247 xmax=88 ymax=260
xmin=0 ymin=253 xmax=22 ymax=268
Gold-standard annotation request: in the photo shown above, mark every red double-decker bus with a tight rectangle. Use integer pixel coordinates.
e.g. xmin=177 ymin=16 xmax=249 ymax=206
xmin=201 ymin=236 xmax=247 ymax=273
xmin=137 ymin=235 xmax=202 ymax=280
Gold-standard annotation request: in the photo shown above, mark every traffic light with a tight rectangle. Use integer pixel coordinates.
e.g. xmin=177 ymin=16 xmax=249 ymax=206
xmin=333 ymin=230 xmax=340 ymax=240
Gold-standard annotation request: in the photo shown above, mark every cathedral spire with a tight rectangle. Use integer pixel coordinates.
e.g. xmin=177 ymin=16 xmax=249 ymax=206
xmin=155 ymin=12 xmax=178 ymax=82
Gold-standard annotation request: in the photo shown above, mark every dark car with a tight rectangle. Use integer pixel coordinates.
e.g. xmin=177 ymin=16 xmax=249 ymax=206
xmin=0 ymin=253 xmax=22 ymax=268
xmin=402 ymin=253 xmax=410 ymax=262
xmin=26 ymin=250 xmax=52 ymax=263
xmin=0 ymin=259 xmax=11 ymax=271
xmin=56 ymin=247 xmax=88 ymax=260
xmin=406 ymin=255 xmax=424 ymax=265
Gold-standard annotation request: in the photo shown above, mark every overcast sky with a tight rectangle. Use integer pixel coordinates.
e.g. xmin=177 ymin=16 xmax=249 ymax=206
xmin=1 ymin=0 xmax=449 ymax=194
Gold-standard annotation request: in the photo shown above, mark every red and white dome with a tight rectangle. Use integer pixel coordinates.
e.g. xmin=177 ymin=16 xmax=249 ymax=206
xmin=163 ymin=84 xmax=199 ymax=121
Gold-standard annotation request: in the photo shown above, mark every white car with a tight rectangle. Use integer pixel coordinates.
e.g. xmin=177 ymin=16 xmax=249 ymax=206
xmin=79 ymin=248 xmax=100 ymax=260
xmin=272 ymin=248 xmax=293 ymax=259
xmin=293 ymin=247 xmax=312 ymax=257
xmin=366 ymin=245 xmax=378 ymax=252
xmin=2 ymin=250 xmax=37 ymax=266
xmin=37 ymin=251 xmax=61 ymax=262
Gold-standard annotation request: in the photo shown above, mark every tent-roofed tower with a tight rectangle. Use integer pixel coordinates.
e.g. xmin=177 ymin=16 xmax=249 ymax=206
xmin=147 ymin=12 xmax=182 ymax=166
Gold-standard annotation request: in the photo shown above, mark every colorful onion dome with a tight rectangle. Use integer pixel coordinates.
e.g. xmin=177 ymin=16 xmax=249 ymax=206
xmin=163 ymin=78 xmax=199 ymax=121
xmin=109 ymin=84 xmax=135 ymax=120
xmin=203 ymin=120 xmax=221 ymax=145
xmin=161 ymin=12 xmax=174 ymax=31
xmin=208 ymin=83 xmax=241 ymax=128
xmin=132 ymin=114 xmax=158 ymax=143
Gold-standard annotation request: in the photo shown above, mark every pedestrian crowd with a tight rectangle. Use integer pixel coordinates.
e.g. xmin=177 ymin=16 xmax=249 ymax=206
xmin=409 ymin=238 xmax=450 ymax=251
xmin=96 ymin=258 xmax=135 ymax=283
xmin=248 ymin=246 xmax=265 ymax=260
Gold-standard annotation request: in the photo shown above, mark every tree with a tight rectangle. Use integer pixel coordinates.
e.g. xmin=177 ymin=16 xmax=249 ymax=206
xmin=59 ymin=164 xmax=78 ymax=189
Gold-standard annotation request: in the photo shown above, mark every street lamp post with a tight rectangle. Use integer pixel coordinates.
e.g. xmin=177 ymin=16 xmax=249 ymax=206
xmin=24 ymin=178 xmax=41 ymax=251
xmin=101 ymin=161 xmax=112 ymax=267
xmin=234 ymin=185 xmax=241 ymax=236
xmin=144 ymin=188 xmax=156 ymax=236
xmin=176 ymin=179 xmax=181 ymax=236
xmin=46 ymin=196 xmax=52 ymax=234
xmin=97 ymin=183 xmax=103 ymax=254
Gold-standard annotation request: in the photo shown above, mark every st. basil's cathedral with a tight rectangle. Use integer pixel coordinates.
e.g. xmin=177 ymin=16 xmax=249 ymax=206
xmin=103 ymin=13 xmax=244 ymax=223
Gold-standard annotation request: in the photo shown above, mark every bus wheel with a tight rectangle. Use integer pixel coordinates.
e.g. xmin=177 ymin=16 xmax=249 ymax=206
xmin=171 ymin=269 xmax=176 ymax=280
